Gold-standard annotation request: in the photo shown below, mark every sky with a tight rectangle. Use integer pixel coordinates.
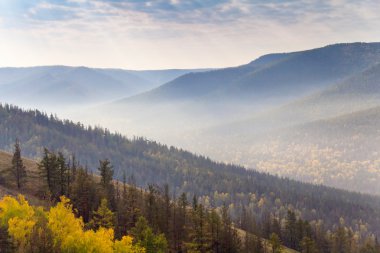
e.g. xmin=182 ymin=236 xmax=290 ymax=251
xmin=0 ymin=0 xmax=380 ymax=70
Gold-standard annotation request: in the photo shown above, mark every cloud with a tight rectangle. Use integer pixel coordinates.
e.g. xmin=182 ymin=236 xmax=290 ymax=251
xmin=0 ymin=0 xmax=380 ymax=69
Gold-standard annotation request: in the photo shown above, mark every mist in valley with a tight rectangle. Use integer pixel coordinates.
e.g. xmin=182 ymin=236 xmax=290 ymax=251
xmin=1 ymin=43 xmax=380 ymax=196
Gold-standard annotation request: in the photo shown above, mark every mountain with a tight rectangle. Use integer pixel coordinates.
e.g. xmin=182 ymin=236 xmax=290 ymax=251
xmin=93 ymin=43 xmax=380 ymax=146
xmin=117 ymin=42 xmax=380 ymax=105
xmin=185 ymin=61 xmax=380 ymax=195
xmin=206 ymin=61 xmax=380 ymax=138
xmin=0 ymin=66 xmax=208 ymax=110
xmin=124 ymin=68 xmax=213 ymax=87
xmin=1 ymin=103 xmax=380 ymax=243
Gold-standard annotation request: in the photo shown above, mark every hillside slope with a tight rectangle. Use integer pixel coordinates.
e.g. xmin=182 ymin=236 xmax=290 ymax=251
xmin=199 ymin=105 xmax=380 ymax=195
xmin=0 ymin=149 xmax=303 ymax=253
xmin=1 ymin=103 xmax=380 ymax=239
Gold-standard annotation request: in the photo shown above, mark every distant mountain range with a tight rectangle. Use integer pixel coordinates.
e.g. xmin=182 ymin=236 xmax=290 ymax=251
xmin=0 ymin=66 xmax=209 ymax=108
xmin=117 ymin=42 xmax=380 ymax=105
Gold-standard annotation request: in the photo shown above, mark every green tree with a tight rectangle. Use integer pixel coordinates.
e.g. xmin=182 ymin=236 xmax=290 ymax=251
xmin=331 ymin=226 xmax=350 ymax=253
xmin=270 ymin=233 xmax=283 ymax=253
xmin=10 ymin=139 xmax=27 ymax=189
xmin=131 ymin=216 xmax=168 ymax=253
xmin=220 ymin=204 xmax=241 ymax=253
xmin=98 ymin=159 xmax=115 ymax=209
xmin=57 ymin=152 xmax=68 ymax=197
xmin=71 ymin=167 xmax=97 ymax=223
xmin=300 ymin=236 xmax=318 ymax=253
xmin=38 ymin=148 xmax=59 ymax=200
xmin=285 ymin=210 xmax=297 ymax=249
xmin=91 ymin=198 xmax=114 ymax=230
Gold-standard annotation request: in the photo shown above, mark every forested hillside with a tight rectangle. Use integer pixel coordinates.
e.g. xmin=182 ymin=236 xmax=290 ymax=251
xmin=0 ymin=148 xmax=302 ymax=253
xmin=195 ymin=62 xmax=380 ymax=195
xmin=1 ymin=103 xmax=380 ymax=251
xmin=1 ymin=147 xmax=379 ymax=253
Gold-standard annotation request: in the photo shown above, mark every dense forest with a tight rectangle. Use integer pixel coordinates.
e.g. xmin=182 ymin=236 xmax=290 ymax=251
xmin=1 ymin=145 xmax=380 ymax=252
xmin=1 ymin=104 xmax=380 ymax=252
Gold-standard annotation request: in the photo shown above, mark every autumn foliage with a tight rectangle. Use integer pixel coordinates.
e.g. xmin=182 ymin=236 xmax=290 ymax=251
xmin=0 ymin=195 xmax=145 ymax=253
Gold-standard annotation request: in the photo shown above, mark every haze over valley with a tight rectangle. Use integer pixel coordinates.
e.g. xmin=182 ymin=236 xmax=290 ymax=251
xmin=2 ymin=1 xmax=380 ymax=252
xmin=6 ymin=42 xmax=376 ymax=195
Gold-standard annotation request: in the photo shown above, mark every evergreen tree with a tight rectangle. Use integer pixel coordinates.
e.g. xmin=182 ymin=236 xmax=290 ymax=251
xmin=98 ymin=159 xmax=115 ymax=209
xmin=91 ymin=198 xmax=114 ymax=229
xmin=131 ymin=216 xmax=168 ymax=253
xmin=285 ymin=210 xmax=297 ymax=249
xmin=187 ymin=203 xmax=209 ymax=253
xmin=220 ymin=204 xmax=241 ymax=253
xmin=331 ymin=226 xmax=350 ymax=253
xmin=300 ymin=236 xmax=318 ymax=253
xmin=210 ymin=209 xmax=221 ymax=252
xmin=10 ymin=139 xmax=27 ymax=189
xmin=71 ymin=167 xmax=97 ymax=223
xmin=37 ymin=148 xmax=59 ymax=200
xmin=270 ymin=233 xmax=283 ymax=253
xmin=163 ymin=184 xmax=171 ymax=236
xmin=126 ymin=175 xmax=140 ymax=231
xmin=176 ymin=192 xmax=188 ymax=252
xmin=57 ymin=152 xmax=68 ymax=197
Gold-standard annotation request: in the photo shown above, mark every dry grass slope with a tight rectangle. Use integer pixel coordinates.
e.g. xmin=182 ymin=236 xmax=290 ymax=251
xmin=0 ymin=150 xmax=44 ymax=205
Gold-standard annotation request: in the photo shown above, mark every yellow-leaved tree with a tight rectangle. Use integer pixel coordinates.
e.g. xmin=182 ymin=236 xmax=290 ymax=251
xmin=0 ymin=195 xmax=145 ymax=253
xmin=0 ymin=195 xmax=36 ymax=250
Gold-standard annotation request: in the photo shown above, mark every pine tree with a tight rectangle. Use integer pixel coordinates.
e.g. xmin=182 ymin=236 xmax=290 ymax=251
xmin=210 ymin=209 xmax=221 ymax=252
xmin=57 ymin=152 xmax=68 ymax=197
xmin=10 ymin=139 xmax=27 ymax=189
xmin=176 ymin=192 xmax=188 ymax=252
xmin=163 ymin=184 xmax=171 ymax=236
xmin=71 ymin=167 xmax=96 ymax=223
xmin=37 ymin=148 xmax=60 ymax=200
xmin=331 ymin=226 xmax=350 ymax=253
xmin=98 ymin=159 xmax=116 ymax=209
xmin=145 ymin=185 xmax=159 ymax=231
xmin=126 ymin=175 xmax=140 ymax=231
xmin=270 ymin=233 xmax=283 ymax=253
xmin=300 ymin=236 xmax=318 ymax=253
xmin=131 ymin=216 xmax=168 ymax=253
xmin=91 ymin=198 xmax=114 ymax=229
xmin=285 ymin=210 xmax=297 ymax=249
xmin=220 ymin=204 xmax=241 ymax=253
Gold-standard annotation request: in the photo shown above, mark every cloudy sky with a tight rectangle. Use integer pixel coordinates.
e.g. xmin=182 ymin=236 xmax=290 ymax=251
xmin=0 ymin=0 xmax=380 ymax=69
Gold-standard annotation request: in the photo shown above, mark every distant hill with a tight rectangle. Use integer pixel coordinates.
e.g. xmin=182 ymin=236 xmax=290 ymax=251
xmin=116 ymin=42 xmax=380 ymax=105
xmin=95 ymin=43 xmax=380 ymax=145
xmin=0 ymin=66 xmax=208 ymax=109
xmin=208 ymin=61 xmax=380 ymax=138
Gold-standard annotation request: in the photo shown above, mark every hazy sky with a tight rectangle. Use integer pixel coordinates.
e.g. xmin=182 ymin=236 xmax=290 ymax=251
xmin=1 ymin=0 xmax=380 ymax=69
